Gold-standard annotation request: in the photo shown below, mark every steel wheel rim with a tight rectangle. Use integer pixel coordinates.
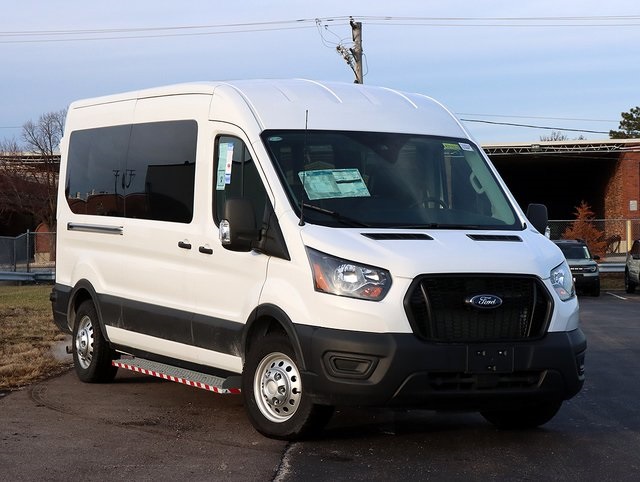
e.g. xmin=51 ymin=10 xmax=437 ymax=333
xmin=254 ymin=351 xmax=302 ymax=423
xmin=75 ymin=315 xmax=94 ymax=369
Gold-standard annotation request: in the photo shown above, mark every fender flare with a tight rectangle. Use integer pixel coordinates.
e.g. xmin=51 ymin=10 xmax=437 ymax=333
xmin=242 ymin=303 xmax=308 ymax=370
xmin=68 ymin=279 xmax=113 ymax=344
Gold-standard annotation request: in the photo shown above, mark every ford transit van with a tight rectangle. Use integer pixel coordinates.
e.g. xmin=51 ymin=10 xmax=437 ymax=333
xmin=51 ymin=79 xmax=585 ymax=439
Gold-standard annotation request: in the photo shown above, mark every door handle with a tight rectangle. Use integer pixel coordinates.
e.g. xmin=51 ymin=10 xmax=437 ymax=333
xmin=199 ymin=246 xmax=213 ymax=255
xmin=178 ymin=240 xmax=192 ymax=250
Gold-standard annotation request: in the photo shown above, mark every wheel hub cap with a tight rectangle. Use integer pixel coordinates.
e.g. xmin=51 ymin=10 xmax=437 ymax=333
xmin=254 ymin=352 xmax=302 ymax=423
xmin=263 ymin=368 xmax=289 ymax=406
xmin=75 ymin=316 xmax=94 ymax=369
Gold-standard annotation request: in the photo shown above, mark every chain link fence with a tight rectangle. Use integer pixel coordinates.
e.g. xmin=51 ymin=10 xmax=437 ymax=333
xmin=548 ymin=219 xmax=640 ymax=256
xmin=0 ymin=231 xmax=56 ymax=280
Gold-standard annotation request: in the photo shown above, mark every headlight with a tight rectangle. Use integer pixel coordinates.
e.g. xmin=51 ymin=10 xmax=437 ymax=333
xmin=306 ymin=247 xmax=391 ymax=301
xmin=550 ymin=261 xmax=575 ymax=301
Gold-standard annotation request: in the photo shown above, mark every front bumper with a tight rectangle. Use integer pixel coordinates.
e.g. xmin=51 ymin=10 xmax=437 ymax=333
xmin=50 ymin=284 xmax=72 ymax=334
xmin=296 ymin=325 xmax=586 ymax=410
xmin=572 ymin=272 xmax=600 ymax=290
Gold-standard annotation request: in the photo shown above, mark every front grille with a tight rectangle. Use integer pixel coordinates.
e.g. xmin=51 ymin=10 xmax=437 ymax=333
xmin=404 ymin=275 xmax=552 ymax=342
xmin=570 ymin=266 xmax=597 ymax=274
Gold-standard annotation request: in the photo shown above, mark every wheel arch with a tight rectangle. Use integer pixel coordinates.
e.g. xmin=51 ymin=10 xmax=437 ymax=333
xmin=242 ymin=304 xmax=307 ymax=370
xmin=68 ymin=279 xmax=112 ymax=344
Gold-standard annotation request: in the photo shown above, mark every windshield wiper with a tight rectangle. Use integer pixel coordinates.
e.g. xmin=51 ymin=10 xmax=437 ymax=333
xmin=300 ymin=203 xmax=371 ymax=227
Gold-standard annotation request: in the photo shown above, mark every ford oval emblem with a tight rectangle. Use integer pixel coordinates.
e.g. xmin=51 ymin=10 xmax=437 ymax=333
xmin=466 ymin=294 xmax=503 ymax=309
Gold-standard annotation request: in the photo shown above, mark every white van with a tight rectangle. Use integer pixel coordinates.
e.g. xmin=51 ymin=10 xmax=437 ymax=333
xmin=51 ymin=79 xmax=585 ymax=439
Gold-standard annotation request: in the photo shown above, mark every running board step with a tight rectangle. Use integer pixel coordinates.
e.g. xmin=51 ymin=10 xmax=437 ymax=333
xmin=112 ymin=358 xmax=241 ymax=394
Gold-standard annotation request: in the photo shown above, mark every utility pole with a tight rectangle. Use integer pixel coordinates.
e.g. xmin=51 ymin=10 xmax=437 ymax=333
xmin=350 ymin=18 xmax=363 ymax=84
xmin=336 ymin=17 xmax=364 ymax=84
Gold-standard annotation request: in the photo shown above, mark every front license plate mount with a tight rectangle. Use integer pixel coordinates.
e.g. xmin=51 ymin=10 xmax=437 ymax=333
xmin=467 ymin=345 xmax=514 ymax=373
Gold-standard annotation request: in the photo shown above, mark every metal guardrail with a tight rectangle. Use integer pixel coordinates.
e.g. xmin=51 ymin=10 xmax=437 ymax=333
xmin=0 ymin=270 xmax=55 ymax=282
xmin=0 ymin=231 xmax=56 ymax=282
xmin=598 ymin=263 xmax=625 ymax=273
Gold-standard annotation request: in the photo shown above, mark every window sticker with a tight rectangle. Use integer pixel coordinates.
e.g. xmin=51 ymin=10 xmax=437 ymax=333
xmin=216 ymin=143 xmax=234 ymax=190
xmin=459 ymin=142 xmax=474 ymax=152
xmin=298 ymin=168 xmax=371 ymax=200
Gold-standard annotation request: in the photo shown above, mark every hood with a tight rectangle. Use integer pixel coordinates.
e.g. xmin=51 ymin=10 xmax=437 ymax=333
xmin=300 ymin=225 xmax=564 ymax=280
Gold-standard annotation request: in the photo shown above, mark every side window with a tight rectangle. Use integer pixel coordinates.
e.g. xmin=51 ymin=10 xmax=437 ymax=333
xmin=214 ymin=136 xmax=267 ymax=224
xmin=65 ymin=120 xmax=197 ymax=222
xmin=126 ymin=121 xmax=197 ymax=222
xmin=66 ymin=125 xmax=130 ymax=216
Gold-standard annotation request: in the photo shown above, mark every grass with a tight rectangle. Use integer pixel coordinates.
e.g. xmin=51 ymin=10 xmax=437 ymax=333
xmin=600 ymin=272 xmax=624 ymax=291
xmin=0 ymin=284 xmax=71 ymax=390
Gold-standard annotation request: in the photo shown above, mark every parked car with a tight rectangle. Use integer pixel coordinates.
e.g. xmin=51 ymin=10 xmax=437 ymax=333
xmin=625 ymin=239 xmax=640 ymax=293
xmin=554 ymin=239 xmax=600 ymax=296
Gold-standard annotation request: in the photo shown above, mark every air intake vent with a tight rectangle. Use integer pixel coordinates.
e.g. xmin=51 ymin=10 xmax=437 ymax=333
xmin=467 ymin=234 xmax=522 ymax=242
xmin=362 ymin=233 xmax=433 ymax=241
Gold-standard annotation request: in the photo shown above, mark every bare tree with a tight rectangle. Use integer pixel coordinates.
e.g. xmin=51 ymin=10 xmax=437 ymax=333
xmin=540 ymin=131 xmax=569 ymax=142
xmin=0 ymin=109 xmax=66 ymax=232
xmin=539 ymin=130 xmax=586 ymax=142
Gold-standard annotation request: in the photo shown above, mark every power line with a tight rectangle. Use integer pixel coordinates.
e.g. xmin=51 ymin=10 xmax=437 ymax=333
xmin=456 ymin=113 xmax=619 ymax=123
xmin=460 ymin=118 xmax=610 ymax=134
xmin=2 ymin=14 xmax=639 ymax=44
xmin=3 ymin=14 xmax=639 ymax=35
xmin=0 ymin=18 xmax=315 ymax=36
xmin=359 ymin=14 xmax=640 ymax=27
xmin=0 ymin=24 xmax=315 ymax=44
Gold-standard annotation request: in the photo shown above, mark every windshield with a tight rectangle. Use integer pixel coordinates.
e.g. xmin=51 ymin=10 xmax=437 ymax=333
xmin=559 ymin=244 xmax=592 ymax=260
xmin=262 ymin=130 xmax=521 ymax=229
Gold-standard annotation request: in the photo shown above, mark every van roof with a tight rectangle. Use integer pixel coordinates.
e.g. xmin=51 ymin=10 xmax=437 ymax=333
xmin=69 ymin=79 xmax=470 ymax=138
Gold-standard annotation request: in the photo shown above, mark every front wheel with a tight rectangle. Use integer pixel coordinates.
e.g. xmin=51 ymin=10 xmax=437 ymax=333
xmin=72 ymin=300 xmax=118 ymax=383
xmin=625 ymin=270 xmax=636 ymax=294
xmin=481 ymin=400 xmax=563 ymax=430
xmin=242 ymin=334 xmax=333 ymax=440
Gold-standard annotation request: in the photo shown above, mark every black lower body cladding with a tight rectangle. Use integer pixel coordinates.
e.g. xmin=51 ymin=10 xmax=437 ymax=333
xmin=297 ymin=324 xmax=586 ymax=410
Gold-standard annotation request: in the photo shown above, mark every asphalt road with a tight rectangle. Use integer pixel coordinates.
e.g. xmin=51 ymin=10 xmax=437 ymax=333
xmin=1 ymin=292 xmax=639 ymax=481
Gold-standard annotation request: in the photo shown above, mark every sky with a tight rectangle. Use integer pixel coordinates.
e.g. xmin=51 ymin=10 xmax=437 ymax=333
xmin=1 ymin=0 xmax=639 ymax=145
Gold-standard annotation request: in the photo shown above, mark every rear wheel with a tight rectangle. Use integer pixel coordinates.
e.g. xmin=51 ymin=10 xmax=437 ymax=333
xmin=481 ymin=400 xmax=563 ymax=430
xmin=242 ymin=334 xmax=333 ymax=440
xmin=72 ymin=300 xmax=118 ymax=383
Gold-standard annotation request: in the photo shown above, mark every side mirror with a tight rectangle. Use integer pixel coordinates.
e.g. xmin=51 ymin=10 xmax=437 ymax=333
xmin=220 ymin=198 xmax=256 ymax=252
xmin=526 ymin=203 xmax=548 ymax=235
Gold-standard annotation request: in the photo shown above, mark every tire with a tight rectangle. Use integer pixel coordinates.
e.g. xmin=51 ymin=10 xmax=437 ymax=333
xmin=242 ymin=334 xmax=333 ymax=440
xmin=72 ymin=300 xmax=118 ymax=383
xmin=481 ymin=400 xmax=562 ymax=430
xmin=625 ymin=270 xmax=636 ymax=294
xmin=591 ymin=281 xmax=600 ymax=297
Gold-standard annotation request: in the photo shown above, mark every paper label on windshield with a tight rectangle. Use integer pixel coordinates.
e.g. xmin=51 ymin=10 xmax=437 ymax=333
xmin=216 ymin=143 xmax=234 ymax=190
xmin=459 ymin=142 xmax=474 ymax=152
xmin=298 ymin=168 xmax=371 ymax=200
